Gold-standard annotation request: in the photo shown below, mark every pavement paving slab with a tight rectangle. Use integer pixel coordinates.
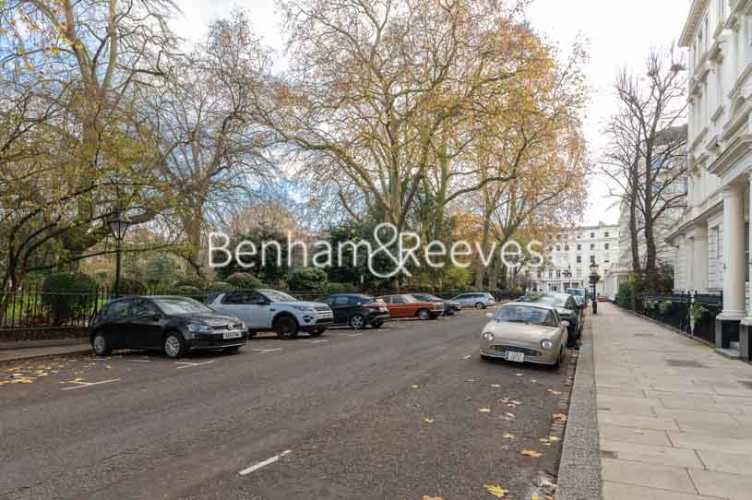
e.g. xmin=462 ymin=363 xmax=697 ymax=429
xmin=593 ymin=303 xmax=752 ymax=500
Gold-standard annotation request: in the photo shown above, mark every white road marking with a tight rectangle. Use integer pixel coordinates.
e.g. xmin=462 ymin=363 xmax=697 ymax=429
xmin=126 ymin=359 xmax=152 ymax=363
xmin=238 ymin=450 xmax=292 ymax=476
xmin=253 ymin=348 xmax=282 ymax=353
xmin=308 ymin=339 xmax=328 ymax=344
xmin=62 ymin=378 xmax=120 ymax=391
xmin=338 ymin=333 xmax=363 ymax=338
xmin=175 ymin=360 xmax=215 ymax=369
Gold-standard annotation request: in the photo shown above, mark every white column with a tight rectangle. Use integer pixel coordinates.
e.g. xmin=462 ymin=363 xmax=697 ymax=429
xmin=693 ymin=224 xmax=709 ymax=293
xmin=720 ymin=185 xmax=747 ymax=319
xmin=746 ymin=174 xmax=752 ymax=324
xmin=686 ymin=236 xmax=695 ymax=292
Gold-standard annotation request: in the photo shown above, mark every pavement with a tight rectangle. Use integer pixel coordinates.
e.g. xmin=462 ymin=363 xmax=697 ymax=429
xmin=594 ymin=303 xmax=752 ymax=500
xmin=0 ymin=308 xmax=572 ymax=500
xmin=0 ymin=339 xmax=89 ymax=363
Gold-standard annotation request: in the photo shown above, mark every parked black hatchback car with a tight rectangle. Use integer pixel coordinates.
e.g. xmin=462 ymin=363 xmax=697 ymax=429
xmin=320 ymin=294 xmax=391 ymax=329
xmin=90 ymin=296 xmax=248 ymax=358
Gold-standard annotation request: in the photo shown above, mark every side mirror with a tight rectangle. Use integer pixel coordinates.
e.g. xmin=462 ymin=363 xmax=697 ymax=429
xmin=485 ymin=312 xmax=494 ymax=319
xmin=561 ymin=320 xmax=570 ymax=328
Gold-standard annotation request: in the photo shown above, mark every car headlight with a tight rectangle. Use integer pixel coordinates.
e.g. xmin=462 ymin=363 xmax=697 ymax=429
xmin=188 ymin=323 xmax=211 ymax=333
xmin=482 ymin=332 xmax=494 ymax=342
xmin=292 ymin=305 xmax=315 ymax=312
xmin=541 ymin=339 xmax=554 ymax=350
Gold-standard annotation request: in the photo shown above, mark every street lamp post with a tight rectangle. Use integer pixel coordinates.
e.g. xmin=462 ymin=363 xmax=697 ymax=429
xmin=589 ymin=262 xmax=601 ymax=315
xmin=107 ymin=208 xmax=132 ymax=297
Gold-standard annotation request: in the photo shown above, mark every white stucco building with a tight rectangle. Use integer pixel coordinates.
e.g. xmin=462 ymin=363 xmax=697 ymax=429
xmin=531 ymin=223 xmax=621 ymax=297
xmin=667 ymin=0 xmax=752 ymax=360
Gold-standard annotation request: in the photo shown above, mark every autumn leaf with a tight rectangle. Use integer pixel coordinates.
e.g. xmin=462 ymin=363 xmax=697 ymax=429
xmin=502 ymin=433 xmax=515 ymax=439
xmin=423 ymin=418 xmax=435 ymax=424
xmin=484 ymin=484 xmax=509 ymax=498
xmin=411 ymin=384 xmax=420 ymax=389
xmin=479 ymin=408 xmax=491 ymax=413
xmin=552 ymin=413 xmax=568 ymax=423
xmin=491 ymin=384 xmax=501 ymax=388
xmin=547 ymin=389 xmax=562 ymax=395
xmin=521 ymin=449 xmax=542 ymax=458
xmin=422 ymin=496 xmax=444 ymax=500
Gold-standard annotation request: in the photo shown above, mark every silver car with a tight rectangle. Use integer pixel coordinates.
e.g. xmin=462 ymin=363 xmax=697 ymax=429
xmin=479 ymin=302 xmax=569 ymax=367
xmin=453 ymin=292 xmax=495 ymax=309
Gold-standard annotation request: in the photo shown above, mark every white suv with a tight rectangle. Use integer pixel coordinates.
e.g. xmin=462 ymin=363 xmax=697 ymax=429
xmin=208 ymin=289 xmax=333 ymax=339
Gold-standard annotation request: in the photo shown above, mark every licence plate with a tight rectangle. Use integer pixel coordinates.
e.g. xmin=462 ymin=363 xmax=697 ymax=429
xmin=505 ymin=351 xmax=525 ymax=363
xmin=223 ymin=331 xmax=242 ymax=340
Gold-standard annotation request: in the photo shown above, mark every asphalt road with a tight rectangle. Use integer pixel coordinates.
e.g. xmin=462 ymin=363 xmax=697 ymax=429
xmin=0 ymin=309 xmax=573 ymax=500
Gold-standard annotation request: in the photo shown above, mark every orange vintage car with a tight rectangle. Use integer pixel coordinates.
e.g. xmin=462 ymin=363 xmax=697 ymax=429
xmin=378 ymin=294 xmax=444 ymax=320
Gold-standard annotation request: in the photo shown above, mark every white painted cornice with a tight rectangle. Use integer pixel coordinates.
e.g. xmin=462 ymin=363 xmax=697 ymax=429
xmin=680 ymin=0 xmax=710 ymax=47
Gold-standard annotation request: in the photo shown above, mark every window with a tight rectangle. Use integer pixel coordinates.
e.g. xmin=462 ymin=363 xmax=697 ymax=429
xmin=604 ymin=231 xmax=609 ymax=238
xmin=548 ymin=270 xmax=553 ymax=278
xmin=590 ymin=243 xmax=595 ymax=250
xmin=333 ymin=296 xmax=351 ymax=305
xmin=391 ymin=296 xmax=407 ymax=304
xmin=564 ymin=245 xmax=569 ymax=251
xmin=604 ymin=243 xmax=609 ymax=250
xmin=102 ymin=300 xmax=132 ymax=320
xmin=590 ymin=232 xmax=595 ymax=238
xmin=556 ymin=246 xmax=561 ymax=251
xmin=576 ymin=255 xmax=582 ymax=263
xmin=577 ymin=244 xmax=581 ymax=251
xmin=590 ymin=255 xmax=596 ymax=264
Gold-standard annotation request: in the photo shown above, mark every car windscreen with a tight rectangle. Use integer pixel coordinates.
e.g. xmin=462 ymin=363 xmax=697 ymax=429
xmin=522 ymin=294 xmax=568 ymax=307
xmin=496 ymin=305 xmax=556 ymax=327
xmin=152 ymin=298 xmax=214 ymax=315
xmin=567 ymin=289 xmax=585 ymax=296
xmin=261 ymin=290 xmax=297 ymax=302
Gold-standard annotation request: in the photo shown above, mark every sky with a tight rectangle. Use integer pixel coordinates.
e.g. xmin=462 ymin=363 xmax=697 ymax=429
xmin=173 ymin=0 xmax=690 ymax=226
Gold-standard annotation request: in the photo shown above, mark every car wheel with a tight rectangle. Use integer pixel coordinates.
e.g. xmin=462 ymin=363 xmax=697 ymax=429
xmin=475 ymin=302 xmax=485 ymax=309
xmin=164 ymin=332 xmax=186 ymax=359
xmin=309 ymin=328 xmax=326 ymax=337
xmin=371 ymin=321 xmax=383 ymax=329
xmin=349 ymin=314 xmax=366 ymax=329
xmin=91 ymin=333 xmax=111 ymax=356
xmin=224 ymin=346 xmax=241 ymax=354
xmin=274 ymin=315 xmax=299 ymax=339
xmin=417 ymin=308 xmax=430 ymax=320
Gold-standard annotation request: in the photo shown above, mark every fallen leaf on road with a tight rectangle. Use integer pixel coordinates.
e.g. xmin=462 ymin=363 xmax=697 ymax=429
xmin=547 ymin=389 xmax=562 ymax=395
xmin=411 ymin=384 xmax=420 ymax=389
xmin=502 ymin=433 xmax=515 ymax=439
xmin=634 ymin=429 xmax=645 ymax=434
xmin=504 ymin=412 xmax=515 ymax=419
xmin=552 ymin=413 xmax=568 ymax=423
xmin=491 ymin=384 xmax=501 ymax=388
xmin=483 ymin=484 xmax=509 ymax=498
xmin=548 ymin=436 xmax=560 ymax=442
xmin=515 ymin=373 xmax=523 ymax=377
xmin=423 ymin=418 xmax=435 ymax=424
xmin=479 ymin=408 xmax=491 ymax=413
xmin=105 ymin=365 xmax=113 ymax=370
xmin=530 ymin=379 xmax=537 ymax=383
xmin=466 ymin=379 xmax=476 ymax=383
xmin=521 ymin=449 xmax=542 ymax=458
xmin=422 ymin=496 xmax=444 ymax=500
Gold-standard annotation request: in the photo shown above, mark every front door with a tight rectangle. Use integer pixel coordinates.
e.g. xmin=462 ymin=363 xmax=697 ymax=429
xmin=128 ymin=299 xmax=164 ymax=349
xmin=331 ymin=296 xmax=353 ymax=324
xmin=218 ymin=291 xmax=271 ymax=330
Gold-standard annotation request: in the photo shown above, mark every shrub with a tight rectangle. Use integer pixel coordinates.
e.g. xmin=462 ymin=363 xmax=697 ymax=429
xmin=206 ymin=281 xmax=235 ymax=292
xmin=176 ymin=285 xmax=202 ymax=297
xmin=226 ymin=272 xmax=263 ymax=289
xmin=288 ymin=267 xmax=328 ymax=292
xmin=41 ymin=272 xmax=98 ymax=324
xmin=174 ymin=276 xmax=208 ymax=291
xmin=326 ymin=282 xmax=358 ymax=294
xmin=113 ymin=277 xmax=147 ymax=295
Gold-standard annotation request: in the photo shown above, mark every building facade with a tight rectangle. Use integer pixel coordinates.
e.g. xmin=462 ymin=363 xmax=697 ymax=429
xmin=668 ymin=0 xmax=752 ymax=359
xmin=531 ymin=223 xmax=621 ymax=297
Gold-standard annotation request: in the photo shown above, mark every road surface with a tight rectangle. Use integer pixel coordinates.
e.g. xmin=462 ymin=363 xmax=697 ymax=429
xmin=0 ymin=309 xmax=573 ymax=500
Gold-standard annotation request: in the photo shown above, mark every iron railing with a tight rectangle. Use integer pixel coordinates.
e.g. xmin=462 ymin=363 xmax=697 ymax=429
xmin=614 ymin=291 xmax=722 ymax=344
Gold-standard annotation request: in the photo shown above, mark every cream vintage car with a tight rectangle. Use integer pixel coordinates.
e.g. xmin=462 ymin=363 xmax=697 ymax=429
xmin=479 ymin=302 xmax=569 ymax=367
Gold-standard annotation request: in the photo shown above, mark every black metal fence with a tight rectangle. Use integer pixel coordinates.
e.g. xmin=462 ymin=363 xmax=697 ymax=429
xmin=0 ymin=284 xmax=508 ymax=333
xmin=614 ymin=291 xmax=723 ymax=344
